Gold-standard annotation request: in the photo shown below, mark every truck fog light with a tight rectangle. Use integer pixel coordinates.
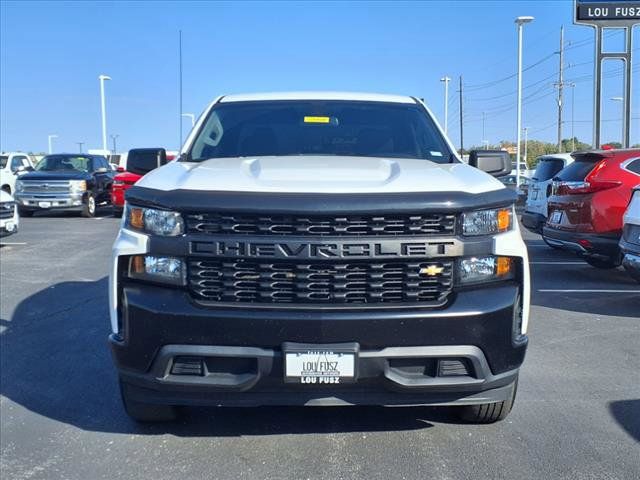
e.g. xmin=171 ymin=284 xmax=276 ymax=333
xmin=457 ymin=256 xmax=515 ymax=285
xmin=129 ymin=255 xmax=186 ymax=286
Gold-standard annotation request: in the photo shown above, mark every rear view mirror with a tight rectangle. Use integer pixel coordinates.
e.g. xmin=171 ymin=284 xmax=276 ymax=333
xmin=127 ymin=148 xmax=168 ymax=176
xmin=468 ymin=150 xmax=511 ymax=178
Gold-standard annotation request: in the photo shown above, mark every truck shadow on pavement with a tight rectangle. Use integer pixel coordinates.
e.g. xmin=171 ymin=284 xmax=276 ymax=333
xmin=608 ymin=400 xmax=640 ymax=443
xmin=0 ymin=277 xmax=461 ymax=436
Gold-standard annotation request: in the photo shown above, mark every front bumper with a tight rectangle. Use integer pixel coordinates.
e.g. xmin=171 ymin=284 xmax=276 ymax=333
xmin=0 ymin=218 xmax=18 ymax=237
xmin=0 ymin=204 xmax=19 ymax=237
xmin=521 ymin=211 xmax=546 ymax=234
xmin=542 ymin=226 xmax=621 ymax=258
xmin=15 ymin=192 xmax=85 ymax=211
xmin=111 ymin=282 xmax=527 ymax=407
xmin=620 ymin=237 xmax=640 ymax=281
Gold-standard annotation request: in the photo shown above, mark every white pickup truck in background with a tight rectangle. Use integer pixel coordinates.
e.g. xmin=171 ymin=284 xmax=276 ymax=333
xmin=0 ymin=152 xmax=35 ymax=196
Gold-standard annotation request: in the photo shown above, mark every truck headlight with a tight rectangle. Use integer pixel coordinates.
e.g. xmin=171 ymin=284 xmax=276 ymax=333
xmin=457 ymin=256 xmax=515 ymax=285
xmin=69 ymin=180 xmax=87 ymax=193
xmin=462 ymin=207 xmax=512 ymax=236
xmin=123 ymin=204 xmax=184 ymax=236
xmin=128 ymin=255 xmax=186 ymax=286
xmin=15 ymin=180 xmax=24 ymax=193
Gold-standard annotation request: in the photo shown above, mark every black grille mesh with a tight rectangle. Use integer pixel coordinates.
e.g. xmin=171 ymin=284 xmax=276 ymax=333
xmin=186 ymin=213 xmax=456 ymax=237
xmin=188 ymin=259 xmax=453 ymax=305
xmin=0 ymin=203 xmax=15 ymax=220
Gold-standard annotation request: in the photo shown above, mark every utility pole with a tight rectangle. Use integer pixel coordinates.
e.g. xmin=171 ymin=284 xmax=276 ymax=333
xmin=555 ymin=26 xmax=565 ymax=153
xmin=440 ymin=76 xmax=451 ymax=135
xmin=76 ymin=142 xmax=84 ymax=153
xmin=459 ymin=76 xmax=464 ymax=155
xmin=110 ymin=134 xmax=119 ymax=154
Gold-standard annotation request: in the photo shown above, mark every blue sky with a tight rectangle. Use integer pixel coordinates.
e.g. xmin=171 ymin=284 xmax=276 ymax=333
xmin=1 ymin=0 xmax=638 ymax=153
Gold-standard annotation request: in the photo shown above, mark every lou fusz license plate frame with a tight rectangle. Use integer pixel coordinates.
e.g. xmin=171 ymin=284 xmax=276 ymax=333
xmin=282 ymin=342 xmax=359 ymax=384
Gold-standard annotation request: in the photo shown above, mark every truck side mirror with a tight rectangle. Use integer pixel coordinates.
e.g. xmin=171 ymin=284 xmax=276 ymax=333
xmin=126 ymin=148 xmax=168 ymax=176
xmin=468 ymin=150 xmax=511 ymax=178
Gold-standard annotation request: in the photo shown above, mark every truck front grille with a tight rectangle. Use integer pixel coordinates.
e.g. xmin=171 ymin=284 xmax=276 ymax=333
xmin=186 ymin=212 xmax=456 ymax=237
xmin=0 ymin=202 xmax=15 ymax=219
xmin=20 ymin=180 xmax=70 ymax=194
xmin=188 ymin=259 xmax=453 ymax=306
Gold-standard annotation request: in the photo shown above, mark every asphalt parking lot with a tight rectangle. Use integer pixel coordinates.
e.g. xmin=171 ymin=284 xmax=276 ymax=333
xmin=1 ymin=210 xmax=639 ymax=480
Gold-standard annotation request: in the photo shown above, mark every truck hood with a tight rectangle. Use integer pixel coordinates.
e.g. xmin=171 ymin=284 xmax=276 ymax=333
xmin=137 ymin=156 xmax=504 ymax=194
xmin=18 ymin=171 xmax=90 ymax=181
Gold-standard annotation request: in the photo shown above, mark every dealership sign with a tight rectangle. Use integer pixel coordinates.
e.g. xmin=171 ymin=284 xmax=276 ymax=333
xmin=575 ymin=0 xmax=640 ymax=24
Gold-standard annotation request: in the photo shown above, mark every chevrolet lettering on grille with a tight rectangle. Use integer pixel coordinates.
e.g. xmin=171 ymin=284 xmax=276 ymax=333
xmin=190 ymin=239 xmax=458 ymax=259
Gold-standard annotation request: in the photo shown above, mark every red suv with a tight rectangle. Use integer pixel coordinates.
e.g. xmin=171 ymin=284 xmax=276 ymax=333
xmin=543 ymin=148 xmax=640 ymax=268
xmin=111 ymin=148 xmax=172 ymax=216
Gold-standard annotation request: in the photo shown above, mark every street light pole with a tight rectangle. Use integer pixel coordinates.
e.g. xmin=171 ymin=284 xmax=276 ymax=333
xmin=76 ymin=142 xmax=84 ymax=153
xmin=440 ymin=76 xmax=451 ymax=135
xmin=569 ymin=82 xmax=576 ymax=151
xmin=181 ymin=113 xmax=195 ymax=127
xmin=611 ymin=97 xmax=624 ymax=145
xmin=47 ymin=134 xmax=58 ymax=154
xmin=523 ymin=127 xmax=529 ymax=170
xmin=99 ymin=74 xmax=111 ymax=152
xmin=515 ymin=16 xmax=534 ymax=189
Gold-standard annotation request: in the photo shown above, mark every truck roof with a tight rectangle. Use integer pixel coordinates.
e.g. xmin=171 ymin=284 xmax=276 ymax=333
xmin=219 ymin=91 xmax=417 ymax=104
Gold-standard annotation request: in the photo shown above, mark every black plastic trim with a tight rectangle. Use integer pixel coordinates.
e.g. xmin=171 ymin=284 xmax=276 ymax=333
xmin=125 ymin=187 xmax=516 ymax=215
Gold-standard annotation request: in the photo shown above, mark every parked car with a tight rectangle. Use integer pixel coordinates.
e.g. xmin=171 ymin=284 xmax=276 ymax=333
xmin=111 ymin=92 xmax=530 ymax=424
xmin=521 ymin=153 xmax=574 ymax=234
xmin=0 ymin=152 xmax=34 ymax=196
xmin=14 ymin=154 xmax=115 ymax=218
xmin=0 ymin=190 xmax=19 ymax=237
xmin=111 ymin=148 xmax=170 ymax=216
xmin=499 ymin=174 xmax=530 ymax=205
xmin=620 ymin=185 xmax=640 ymax=282
xmin=543 ymin=148 xmax=640 ymax=268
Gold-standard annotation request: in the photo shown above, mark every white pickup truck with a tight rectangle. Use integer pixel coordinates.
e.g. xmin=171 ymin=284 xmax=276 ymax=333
xmin=110 ymin=92 xmax=530 ymax=424
xmin=0 ymin=152 xmax=34 ymax=195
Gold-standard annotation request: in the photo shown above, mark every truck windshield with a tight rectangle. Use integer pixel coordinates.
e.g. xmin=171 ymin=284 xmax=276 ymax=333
xmin=36 ymin=155 xmax=92 ymax=172
xmin=189 ymin=100 xmax=453 ymax=163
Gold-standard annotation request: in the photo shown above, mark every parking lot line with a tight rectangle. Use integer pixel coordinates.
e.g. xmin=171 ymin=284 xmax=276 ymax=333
xmin=0 ymin=242 xmax=27 ymax=246
xmin=529 ymin=261 xmax=585 ymax=265
xmin=538 ymin=289 xmax=640 ymax=293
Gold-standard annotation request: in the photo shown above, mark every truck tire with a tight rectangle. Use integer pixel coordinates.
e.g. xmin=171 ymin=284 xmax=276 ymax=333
xmin=82 ymin=195 xmax=96 ymax=218
xmin=18 ymin=207 xmax=34 ymax=217
xmin=457 ymin=377 xmax=518 ymax=424
xmin=584 ymin=255 xmax=621 ymax=269
xmin=119 ymin=380 xmax=177 ymax=422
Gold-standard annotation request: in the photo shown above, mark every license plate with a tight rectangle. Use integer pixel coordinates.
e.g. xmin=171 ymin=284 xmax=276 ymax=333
xmin=38 ymin=201 xmax=51 ymax=208
xmin=550 ymin=210 xmax=563 ymax=224
xmin=283 ymin=342 xmax=357 ymax=384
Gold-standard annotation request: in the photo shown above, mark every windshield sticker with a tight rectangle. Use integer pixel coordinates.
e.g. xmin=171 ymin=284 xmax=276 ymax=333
xmin=430 ymin=151 xmax=443 ymax=157
xmin=303 ymin=116 xmax=331 ymax=124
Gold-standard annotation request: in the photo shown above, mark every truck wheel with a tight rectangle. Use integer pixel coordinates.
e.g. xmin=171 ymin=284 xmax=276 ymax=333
xmin=457 ymin=377 xmax=518 ymax=424
xmin=82 ymin=195 xmax=96 ymax=218
xmin=119 ymin=380 xmax=177 ymax=423
xmin=18 ymin=207 xmax=34 ymax=217
xmin=584 ymin=255 xmax=621 ymax=269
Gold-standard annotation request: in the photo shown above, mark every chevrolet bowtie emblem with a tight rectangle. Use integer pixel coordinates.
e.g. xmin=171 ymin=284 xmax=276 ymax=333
xmin=419 ymin=265 xmax=444 ymax=276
